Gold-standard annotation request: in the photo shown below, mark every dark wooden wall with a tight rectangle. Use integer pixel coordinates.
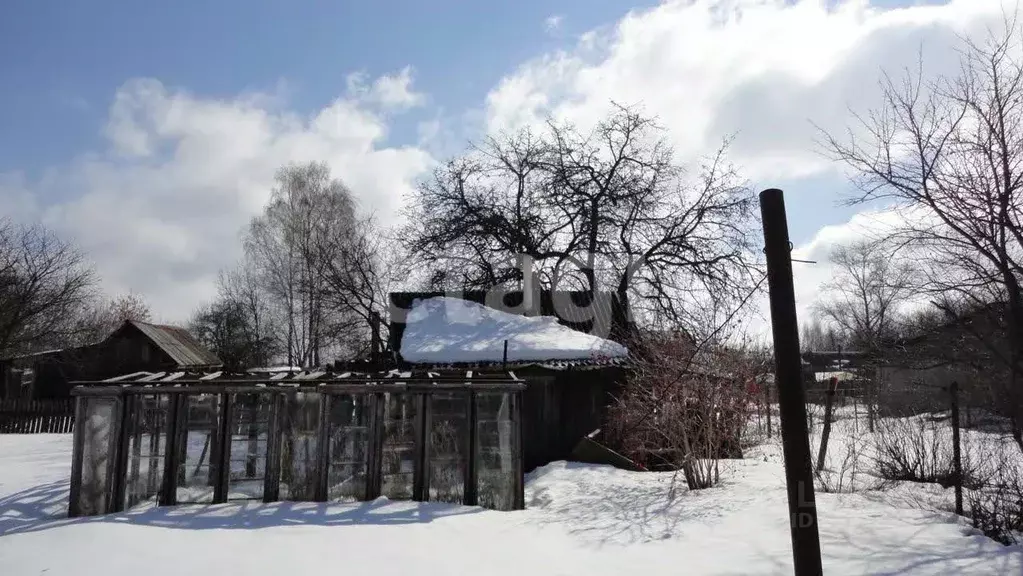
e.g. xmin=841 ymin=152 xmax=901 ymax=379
xmin=519 ymin=366 xmax=624 ymax=472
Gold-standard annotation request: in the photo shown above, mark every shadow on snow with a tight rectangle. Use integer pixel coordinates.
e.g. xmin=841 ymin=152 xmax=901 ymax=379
xmin=0 ymin=480 xmax=482 ymax=537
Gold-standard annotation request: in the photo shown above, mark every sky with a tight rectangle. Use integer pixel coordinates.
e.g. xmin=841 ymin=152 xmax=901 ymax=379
xmin=0 ymin=0 xmax=1015 ymax=332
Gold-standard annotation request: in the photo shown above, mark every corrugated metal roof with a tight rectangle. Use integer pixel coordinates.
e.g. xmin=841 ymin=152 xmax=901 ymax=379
xmin=128 ymin=320 xmax=223 ymax=368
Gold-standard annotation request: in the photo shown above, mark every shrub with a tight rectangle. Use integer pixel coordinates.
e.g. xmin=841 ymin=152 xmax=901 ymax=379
xmin=607 ymin=333 xmax=769 ymax=490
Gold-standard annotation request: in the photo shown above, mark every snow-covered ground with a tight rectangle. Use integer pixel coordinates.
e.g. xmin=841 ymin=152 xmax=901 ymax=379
xmin=1 ymin=428 xmax=1022 ymax=575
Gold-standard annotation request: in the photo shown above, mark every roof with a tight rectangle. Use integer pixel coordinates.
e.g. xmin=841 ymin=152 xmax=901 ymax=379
xmin=389 ymin=290 xmax=626 ymax=352
xmin=123 ymin=320 xmax=223 ymax=368
xmin=398 ymin=296 xmax=628 ymax=365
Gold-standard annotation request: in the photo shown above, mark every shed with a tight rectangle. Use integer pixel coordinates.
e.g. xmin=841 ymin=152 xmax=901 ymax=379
xmin=390 ymin=295 xmax=629 ymax=471
xmin=0 ymin=320 xmax=222 ymax=400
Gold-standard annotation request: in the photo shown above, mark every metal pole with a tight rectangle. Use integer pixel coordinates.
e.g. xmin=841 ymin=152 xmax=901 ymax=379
xmin=759 ymin=188 xmax=824 ymax=576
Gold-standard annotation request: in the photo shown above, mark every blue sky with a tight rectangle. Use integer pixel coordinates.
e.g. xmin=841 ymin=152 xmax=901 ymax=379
xmin=0 ymin=0 xmax=659 ymax=177
xmin=0 ymin=0 xmax=1004 ymax=321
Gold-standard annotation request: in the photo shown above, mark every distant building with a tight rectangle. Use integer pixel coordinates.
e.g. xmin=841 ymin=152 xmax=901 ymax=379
xmin=0 ymin=319 xmax=222 ymax=400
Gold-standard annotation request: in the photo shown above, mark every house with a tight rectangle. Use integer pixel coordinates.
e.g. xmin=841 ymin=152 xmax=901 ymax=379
xmin=388 ymin=292 xmax=629 ymax=472
xmin=0 ymin=319 xmax=222 ymax=400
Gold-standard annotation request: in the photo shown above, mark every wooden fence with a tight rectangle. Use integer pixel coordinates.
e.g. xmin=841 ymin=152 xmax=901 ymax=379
xmin=0 ymin=398 xmax=75 ymax=433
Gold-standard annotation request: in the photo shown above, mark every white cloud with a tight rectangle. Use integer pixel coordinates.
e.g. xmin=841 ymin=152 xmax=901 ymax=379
xmin=347 ymin=66 xmax=426 ymax=110
xmin=545 ymin=15 xmax=564 ymax=33
xmin=2 ymin=76 xmax=433 ymax=323
xmin=486 ymin=0 xmax=1011 ymax=181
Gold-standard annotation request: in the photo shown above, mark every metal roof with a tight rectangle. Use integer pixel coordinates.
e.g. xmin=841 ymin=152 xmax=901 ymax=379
xmin=127 ymin=320 xmax=223 ymax=368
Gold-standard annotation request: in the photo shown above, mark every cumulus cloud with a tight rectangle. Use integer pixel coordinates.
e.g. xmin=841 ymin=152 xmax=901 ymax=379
xmin=486 ymin=0 xmax=1010 ymax=181
xmin=2 ymin=74 xmax=433 ymax=323
xmin=481 ymin=0 xmax=1021 ymax=341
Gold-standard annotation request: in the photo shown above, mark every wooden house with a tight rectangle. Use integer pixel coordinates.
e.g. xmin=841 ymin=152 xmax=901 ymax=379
xmin=388 ymin=291 xmax=629 ymax=472
xmin=0 ymin=319 xmax=222 ymax=400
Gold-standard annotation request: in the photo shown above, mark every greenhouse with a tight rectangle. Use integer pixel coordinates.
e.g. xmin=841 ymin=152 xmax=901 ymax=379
xmin=67 ymin=369 xmax=525 ymax=517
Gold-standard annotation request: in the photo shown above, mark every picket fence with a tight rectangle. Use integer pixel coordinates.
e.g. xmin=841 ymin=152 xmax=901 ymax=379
xmin=0 ymin=398 xmax=75 ymax=433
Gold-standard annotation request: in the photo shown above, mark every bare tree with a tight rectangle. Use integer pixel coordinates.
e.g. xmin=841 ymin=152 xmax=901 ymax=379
xmin=814 ymin=240 xmax=916 ymax=351
xmin=801 ymin=317 xmax=846 ymax=352
xmin=0 ymin=219 xmax=97 ymax=356
xmin=404 ymin=105 xmax=759 ymax=338
xmin=218 ymin=256 xmax=279 ymax=363
xmin=820 ymin=16 xmax=1023 ymax=447
xmin=245 ymin=162 xmax=361 ymax=366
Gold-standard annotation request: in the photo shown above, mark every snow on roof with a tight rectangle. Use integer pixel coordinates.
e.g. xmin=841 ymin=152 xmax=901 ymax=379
xmin=400 ymin=297 xmax=628 ymax=364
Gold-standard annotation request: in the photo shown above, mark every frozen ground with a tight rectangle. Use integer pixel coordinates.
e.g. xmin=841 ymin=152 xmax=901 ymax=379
xmin=1 ymin=431 xmax=1022 ymax=575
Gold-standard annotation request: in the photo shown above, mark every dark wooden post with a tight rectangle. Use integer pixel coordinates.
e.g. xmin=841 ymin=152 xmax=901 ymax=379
xmin=111 ymin=394 xmax=134 ymax=512
xmin=159 ymin=394 xmax=184 ymax=507
xmin=511 ymin=389 xmax=525 ymax=511
xmin=315 ymin=393 xmax=333 ymax=502
xmin=765 ymin=381 xmax=773 ymax=439
xmin=213 ymin=393 xmax=233 ymax=504
xmin=867 ymin=376 xmax=876 ymax=433
xmin=816 ymin=376 xmax=839 ymax=473
xmin=68 ymin=396 xmax=87 ymax=517
xmin=365 ymin=392 xmax=386 ymax=500
xmin=760 ymin=188 xmax=824 ymax=576
xmin=950 ymin=381 xmax=964 ymax=516
xmin=413 ymin=392 xmax=432 ymax=502
xmin=264 ymin=392 xmax=284 ymax=503
xmin=464 ymin=387 xmax=479 ymax=507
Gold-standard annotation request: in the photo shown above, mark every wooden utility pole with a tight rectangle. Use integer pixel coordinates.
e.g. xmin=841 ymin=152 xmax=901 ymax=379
xmin=950 ymin=381 xmax=964 ymax=516
xmin=760 ymin=188 xmax=824 ymax=576
xmin=816 ymin=376 xmax=839 ymax=472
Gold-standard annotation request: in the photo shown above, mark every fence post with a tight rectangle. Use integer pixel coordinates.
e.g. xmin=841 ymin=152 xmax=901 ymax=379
xmin=765 ymin=381 xmax=772 ymax=439
xmin=760 ymin=188 xmax=824 ymax=576
xmin=816 ymin=376 xmax=839 ymax=473
xmin=950 ymin=381 xmax=963 ymax=516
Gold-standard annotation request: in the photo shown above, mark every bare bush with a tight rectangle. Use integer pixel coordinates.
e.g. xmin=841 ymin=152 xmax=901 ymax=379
xmin=608 ymin=333 xmax=767 ymax=490
xmin=814 ymin=430 xmax=881 ymax=494
xmin=871 ymin=414 xmax=992 ymax=490
xmin=969 ymin=453 xmax=1023 ymax=545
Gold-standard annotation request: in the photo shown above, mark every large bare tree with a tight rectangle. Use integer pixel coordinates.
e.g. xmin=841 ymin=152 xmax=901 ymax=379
xmin=404 ymin=105 xmax=758 ymax=338
xmin=821 ymin=17 xmax=1023 ymax=446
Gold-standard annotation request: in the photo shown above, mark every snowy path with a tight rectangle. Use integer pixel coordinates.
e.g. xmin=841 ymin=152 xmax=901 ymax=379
xmin=0 ymin=434 xmax=1020 ymax=575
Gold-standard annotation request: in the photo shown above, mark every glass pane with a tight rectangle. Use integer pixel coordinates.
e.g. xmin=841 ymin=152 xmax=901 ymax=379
xmin=227 ymin=393 xmax=271 ymax=500
xmin=125 ymin=394 xmax=170 ymax=509
xmin=176 ymin=394 xmax=222 ymax=504
xmin=380 ymin=392 xmax=416 ymax=500
xmin=429 ymin=392 xmax=468 ymax=504
xmin=477 ymin=393 xmax=517 ymax=511
xmin=326 ymin=394 xmax=370 ymax=502
xmin=78 ymin=397 xmax=118 ymax=516
xmin=280 ymin=392 xmax=320 ymax=501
